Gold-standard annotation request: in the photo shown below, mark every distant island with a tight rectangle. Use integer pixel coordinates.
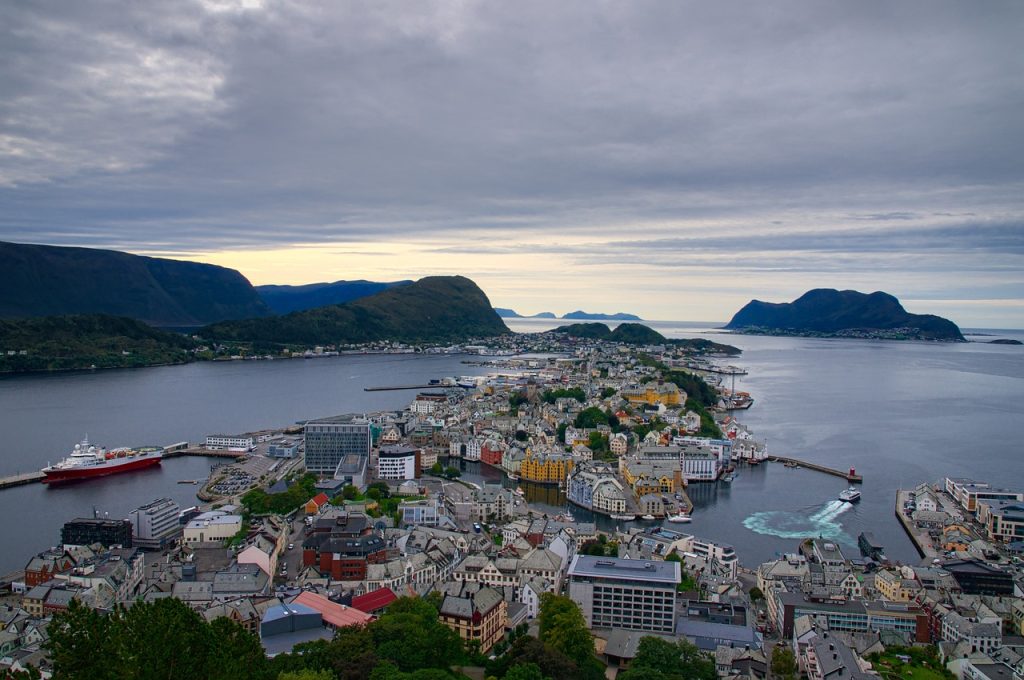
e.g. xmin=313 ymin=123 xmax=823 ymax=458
xmin=0 ymin=241 xmax=269 ymax=326
xmin=725 ymin=289 xmax=965 ymax=341
xmin=562 ymin=310 xmax=641 ymax=320
xmin=494 ymin=308 xmax=557 ymax=319
xmin=495 ymin=308 xmax=641 ymax=320
xmin=554 ymin=322 xmax=740 ymax=355
xmin=204 ymin=276 xmax=510 ymax=345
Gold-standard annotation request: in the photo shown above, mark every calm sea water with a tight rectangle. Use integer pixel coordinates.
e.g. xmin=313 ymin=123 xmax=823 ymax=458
xmin=504 ymin=319 xmax=1024 ymax=565
xmin=0 ymin=323 xmax=1022 ymax=573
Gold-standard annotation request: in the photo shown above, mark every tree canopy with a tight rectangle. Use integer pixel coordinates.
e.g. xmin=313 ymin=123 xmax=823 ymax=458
xmin=617 ymin=637 xmax=716 ymax=680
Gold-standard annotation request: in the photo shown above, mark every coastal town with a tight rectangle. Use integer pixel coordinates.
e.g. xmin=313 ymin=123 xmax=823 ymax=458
xmin=1 ymin=333 xmax=1023 ymax=680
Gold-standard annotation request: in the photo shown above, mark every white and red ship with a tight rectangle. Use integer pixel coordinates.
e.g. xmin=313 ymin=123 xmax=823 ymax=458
xmin=42 ymin=437 xmax=162 ymax=483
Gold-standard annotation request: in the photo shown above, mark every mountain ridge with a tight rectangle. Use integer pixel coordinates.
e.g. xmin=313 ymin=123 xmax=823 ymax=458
xmin=0 ymin=241 xmax=270 ymax=326
xmin=204 ymin=275 xmax=510 ymax=345
xmin=257 ymin=280 xmax=413 ymax=314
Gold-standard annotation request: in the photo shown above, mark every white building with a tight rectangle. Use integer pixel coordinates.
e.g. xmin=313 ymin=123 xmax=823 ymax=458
xmin=682 ymin=446 xmax=719 ymax=482
xmin=377 ymin=445 xmax=421 ymax=480
xmin=183 ymin=510 xmax=243 ymax=545
xmin=204 ymin=434 xmax=255 ymax=451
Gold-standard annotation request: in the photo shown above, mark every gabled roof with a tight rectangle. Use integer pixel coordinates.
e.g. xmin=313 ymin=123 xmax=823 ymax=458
xmin=351 ymin=587 xmax=397 ymax=613
xmin=291 ymin=591 xmax=373 ymax=628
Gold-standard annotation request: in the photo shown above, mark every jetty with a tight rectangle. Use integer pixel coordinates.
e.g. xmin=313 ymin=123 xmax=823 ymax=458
xmin=894 ymin=489 xmax=938 ymax=559
xmin=767 ymin=455 xmax=863 ymax=482
xmin=161 ymin=447 xmax=247 ymax=459
xmin=0 ymin=471 xmax=45 ymax=490
xmin=365 ymin=384 xmax=453 ymax=392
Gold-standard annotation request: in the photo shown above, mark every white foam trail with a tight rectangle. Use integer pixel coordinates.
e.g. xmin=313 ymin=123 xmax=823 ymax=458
xmin=811 ymin=500 xmax=852 ymax=523
xmin=743 ymin=498 xmax=853 ymax=542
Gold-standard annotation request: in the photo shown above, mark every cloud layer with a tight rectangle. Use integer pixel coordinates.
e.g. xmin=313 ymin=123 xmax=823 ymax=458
xmin=1 ymin=1 xmax=1022 ymax=324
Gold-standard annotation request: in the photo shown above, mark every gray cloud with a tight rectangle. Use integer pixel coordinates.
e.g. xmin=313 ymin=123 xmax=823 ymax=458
xmin=1 ymin=1 xmax=1023 ymax=320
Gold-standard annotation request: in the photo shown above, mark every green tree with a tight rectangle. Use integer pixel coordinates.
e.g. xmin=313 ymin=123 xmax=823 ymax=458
xmin=207 ymin=616 xmax=271 ymax=680
xmin=343 ymin=484 xmax=360 ymax=500
xmin=618 ymin=637 xmax=715 ymax=680
xmin=505 ymin=663 xmax=545 ymax=680
xmin=600 ymin=387 xmax=616 ymax=399
xmin=771 ymin=645 xmax=798 ymax=680
xmin=443 ymin=466 xmax=461 ymax=479
xmin=369 ymin=597 xmax=463 ymax=672
xmin=485 ymin=637 xmax=577 ymax=680
xmin=538 ymin=594 xmax=603 ymax=680
xmin=430 ymin=462 xmax=443 ymax=474
xmin=279 ymin=672 xmax=335 ymax=680
xmin=574 ymin=407 xmax=609 ymax=429
xmin=46 ymin=599 xmax=120 ymax=680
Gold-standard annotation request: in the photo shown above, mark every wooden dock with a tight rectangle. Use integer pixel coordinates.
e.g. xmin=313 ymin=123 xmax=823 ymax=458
xmin=0 ymin=471 xmax=45 ymax=490
xmin=767 ymin=455 xmax=863 ymax=482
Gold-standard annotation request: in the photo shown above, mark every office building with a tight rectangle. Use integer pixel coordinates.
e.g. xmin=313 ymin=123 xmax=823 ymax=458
xmin=304 ymin=416 xmax=370 ymax=474
xmin=61 ymin=518 xmax=132 ymax=548
xmin=377 ymin=445 xmax=421 ymax=480
xmin=128 ymin=497 xmax=181 ymax=550
xmin=568 ymin=555 xmax=680 ymax=633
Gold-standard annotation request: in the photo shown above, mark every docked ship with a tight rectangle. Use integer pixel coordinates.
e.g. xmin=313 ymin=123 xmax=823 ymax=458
xmin=839 ymin=487 xmax=862 ymax=503
xmin=42 ymin=437 xmax=163 ymax=483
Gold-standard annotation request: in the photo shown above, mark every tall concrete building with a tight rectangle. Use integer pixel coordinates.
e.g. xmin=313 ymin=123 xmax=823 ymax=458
xmin=128 ymin=497 xmax=181 ymax=550
xmin=304 ymin=415 xmax=371 ymax=475
xmin=568 ymin=555 xmax=680 ymax=633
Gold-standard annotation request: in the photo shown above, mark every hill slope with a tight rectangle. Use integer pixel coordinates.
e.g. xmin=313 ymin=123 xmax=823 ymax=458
xmin=203 ymin=276 xmax=510 ymax=345
xmin=0 ymin=241 xmax=270 ymax=326
xmin=256 ymin=280 xmax=412 ymax=314
xmin=553 ymin=322 xmax=740 ymax=354
xmin=725 ymin=289 xmax=964 ymax=341
xmin=0 ymin=315 xmax=195 ymax=373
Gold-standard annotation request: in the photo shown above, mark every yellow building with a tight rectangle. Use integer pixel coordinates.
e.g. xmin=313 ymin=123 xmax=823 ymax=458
xmin=621 ymin=459 xmax=682 ymax=495
xmin=874 ymin=567 xmax=919 ymax=603
xmin=942 ymin=525 xmax=972 ymax=553
xmin=621 ymin=381 xmax=684 ymax=406
xmin=520 ymin=451 xmax=574 ymax=484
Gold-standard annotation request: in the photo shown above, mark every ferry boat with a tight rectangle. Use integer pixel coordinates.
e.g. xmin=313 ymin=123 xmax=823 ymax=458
xmin=724 ymin=392 xmax=754 ymax=410
xmin=667 ymin=513 xmax=692 ymax=523
xmin=42 ymin=437 xmax=162 ymax=484
xmin=610 ymin=513 xmax=636 ymax=521
xmin=839 ymin=487 xmax=862 ymax=503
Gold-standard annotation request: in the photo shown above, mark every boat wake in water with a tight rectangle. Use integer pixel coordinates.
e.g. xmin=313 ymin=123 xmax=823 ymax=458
xmin=742 ymin=499 xmax=854 ymax=541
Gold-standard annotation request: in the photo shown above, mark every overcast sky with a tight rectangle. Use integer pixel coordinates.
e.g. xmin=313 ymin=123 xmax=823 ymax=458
xmin=2 ymin=1 xmax=1022 ymax=325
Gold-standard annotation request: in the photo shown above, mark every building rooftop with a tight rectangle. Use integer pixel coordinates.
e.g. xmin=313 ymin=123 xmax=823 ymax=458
xmin=568 ymin=555 xmax=680 ymax=584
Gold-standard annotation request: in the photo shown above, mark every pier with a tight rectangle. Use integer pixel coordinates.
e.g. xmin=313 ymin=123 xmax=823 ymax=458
xmin=161 ymin=447 xmax=247 ymax=459
xmin=766 ymin=455 xmax=863 ymax=482
xmin=0 ymin=471 xmax=45 ymax=490
xmin=364 ymin=383 xmax=444 ymax=393
xmin=894 ymin=489 xmax=938 ymax=560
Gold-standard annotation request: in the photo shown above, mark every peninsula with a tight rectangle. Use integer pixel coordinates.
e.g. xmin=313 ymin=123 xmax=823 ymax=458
xmin=725 ymin=289 xmax=965 ymax=341
xmin=554 ymin=322 xmax=741 ymax=355
xmin=203 ymin=275 xmax=510 ymax=345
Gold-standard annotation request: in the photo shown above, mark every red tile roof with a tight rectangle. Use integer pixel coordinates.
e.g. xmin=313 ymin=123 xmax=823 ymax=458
xmin=351 ymin=587 xmax=398 ymax=613
xmin=292 ymin=591 xmax=373 ymax=628
xmin=309 ymin=493 xmax=329 ymax=507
